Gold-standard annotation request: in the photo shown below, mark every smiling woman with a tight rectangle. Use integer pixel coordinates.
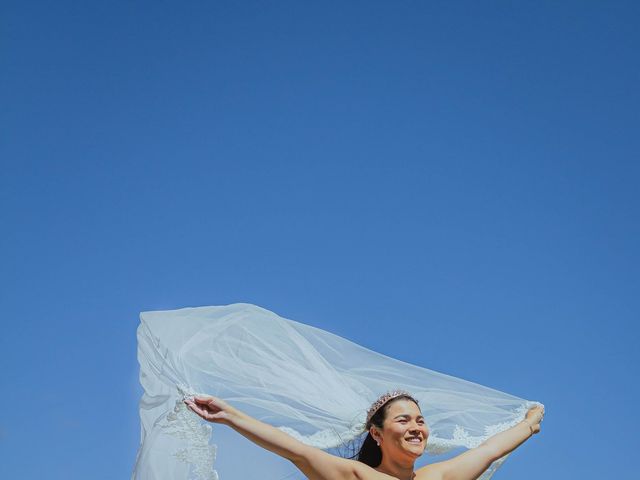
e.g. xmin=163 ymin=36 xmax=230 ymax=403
xmin=133 ymin=303 xmax=544 ymax=480
xmin=359 ymin=393 xmax=428 ymax=470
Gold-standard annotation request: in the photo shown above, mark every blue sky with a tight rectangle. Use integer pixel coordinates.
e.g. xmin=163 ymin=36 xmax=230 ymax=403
xmin=1 ymin=1 xmax=638 ymax=478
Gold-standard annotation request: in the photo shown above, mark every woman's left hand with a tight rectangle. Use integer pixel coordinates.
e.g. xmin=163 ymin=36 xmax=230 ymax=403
xmin=524 ymin=405 xmax=545 ymax=434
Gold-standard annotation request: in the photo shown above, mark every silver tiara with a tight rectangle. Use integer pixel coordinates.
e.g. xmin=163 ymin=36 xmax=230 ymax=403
xmin=366 ymin=390 xmax=414 ymax=424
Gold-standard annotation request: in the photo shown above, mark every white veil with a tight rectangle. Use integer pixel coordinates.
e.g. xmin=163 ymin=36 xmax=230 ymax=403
xmin=132 ymin=303 xmax=541 ymax=480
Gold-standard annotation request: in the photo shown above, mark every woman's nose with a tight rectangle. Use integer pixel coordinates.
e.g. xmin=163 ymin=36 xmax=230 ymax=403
xmin=409 ymin=422 xmax=427 ymax=435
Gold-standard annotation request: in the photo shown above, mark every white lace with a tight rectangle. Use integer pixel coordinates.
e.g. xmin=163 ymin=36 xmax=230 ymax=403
xmin=278 ymin=422 xmax=366 ymax=449
xmin=426 ymin=404 xmax=536 ymax=454
xmin=166 ymin=386 xmax=538 ymax=478
xmin=157 ymin=386 xmax=218 ymax=480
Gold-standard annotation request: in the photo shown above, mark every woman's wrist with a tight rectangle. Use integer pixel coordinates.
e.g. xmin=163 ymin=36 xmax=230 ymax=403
xmin=521 ymin=420 xmax=534 ymax=436
xmin=521 ymin=419 xmax=540 ymax=436
xmin=224 ymin=406 xmax=249 ymax=427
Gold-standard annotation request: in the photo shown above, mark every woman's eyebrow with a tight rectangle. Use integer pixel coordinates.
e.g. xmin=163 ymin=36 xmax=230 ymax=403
xmin=393 ymin=414 xmax=424 ymax=419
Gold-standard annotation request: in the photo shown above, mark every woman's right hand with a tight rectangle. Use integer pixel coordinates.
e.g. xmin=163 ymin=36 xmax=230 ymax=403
xmin=186 ymin=394 xmax=361 ymax=480
xmin=184 ymin=395 xmax=237 ymax=424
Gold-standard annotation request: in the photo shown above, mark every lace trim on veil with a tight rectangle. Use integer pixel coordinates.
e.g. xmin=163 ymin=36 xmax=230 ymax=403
xmin=161 ymin=385 xmax=537 ymax=480
xmin=157 ymin=386 xmax=218 ymax=480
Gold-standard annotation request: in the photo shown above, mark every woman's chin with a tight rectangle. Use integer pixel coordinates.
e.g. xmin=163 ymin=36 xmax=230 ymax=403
xmin=403 ymin=443 xmax=426 ymax=457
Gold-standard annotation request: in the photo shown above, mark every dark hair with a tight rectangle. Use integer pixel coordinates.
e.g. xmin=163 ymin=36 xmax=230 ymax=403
xmin=355 ymin=394 xmax=419 ymax=467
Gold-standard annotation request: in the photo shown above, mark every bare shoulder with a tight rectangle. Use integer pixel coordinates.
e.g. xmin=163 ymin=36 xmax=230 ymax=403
xmin=415 ymin=461 xmax=448 ymax=480
xmin=294 ymin=449 xmax=381 ymax=480
xmin=352 ymin=460 xmax=446 ymax=480
xmin=351 ymin=460 xmax=398 ymax=480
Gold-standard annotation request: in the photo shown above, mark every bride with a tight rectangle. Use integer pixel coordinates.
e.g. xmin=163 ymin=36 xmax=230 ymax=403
xmin=185 ymin=391 xmax=543 ymax=480
xmin=133 ymin=303 xmax=544 ymax=480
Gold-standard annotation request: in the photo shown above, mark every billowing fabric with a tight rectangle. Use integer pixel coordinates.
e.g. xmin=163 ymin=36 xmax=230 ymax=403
xmin=133 ymin=303 xmax=541 ymax=480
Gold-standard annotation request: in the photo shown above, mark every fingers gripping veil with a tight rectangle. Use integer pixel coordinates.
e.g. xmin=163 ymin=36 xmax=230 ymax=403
xmin=133 ymin=303 xmax=541 ymax=480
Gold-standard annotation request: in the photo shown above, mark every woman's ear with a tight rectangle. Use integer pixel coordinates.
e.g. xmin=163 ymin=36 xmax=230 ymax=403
xmin=370 ymin=426 xmax=382 ymax=446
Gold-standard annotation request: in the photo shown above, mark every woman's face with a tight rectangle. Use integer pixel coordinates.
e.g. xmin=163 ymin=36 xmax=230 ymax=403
xmin=373 ymin=399 xmax=428 ymax=462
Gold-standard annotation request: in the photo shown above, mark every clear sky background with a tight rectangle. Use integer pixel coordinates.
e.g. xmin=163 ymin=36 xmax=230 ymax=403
xmin=1 ymin=1 xmax=638 ymax=479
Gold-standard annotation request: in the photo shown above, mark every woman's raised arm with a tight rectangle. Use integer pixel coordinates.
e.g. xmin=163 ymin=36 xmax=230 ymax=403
xmin=185 ymin=396 xmax=362 ymax=480
xmin=425 ymin=405 xmax=544 ymax=480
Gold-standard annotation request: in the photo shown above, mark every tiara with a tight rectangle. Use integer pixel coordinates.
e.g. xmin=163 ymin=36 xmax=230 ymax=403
xmin=366 ymin=390 xmax=414 ymax=424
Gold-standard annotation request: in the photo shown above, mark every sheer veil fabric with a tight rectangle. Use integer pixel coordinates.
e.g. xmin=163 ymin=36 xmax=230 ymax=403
xmin=133 ymin=303 xmax=541 ymax=480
